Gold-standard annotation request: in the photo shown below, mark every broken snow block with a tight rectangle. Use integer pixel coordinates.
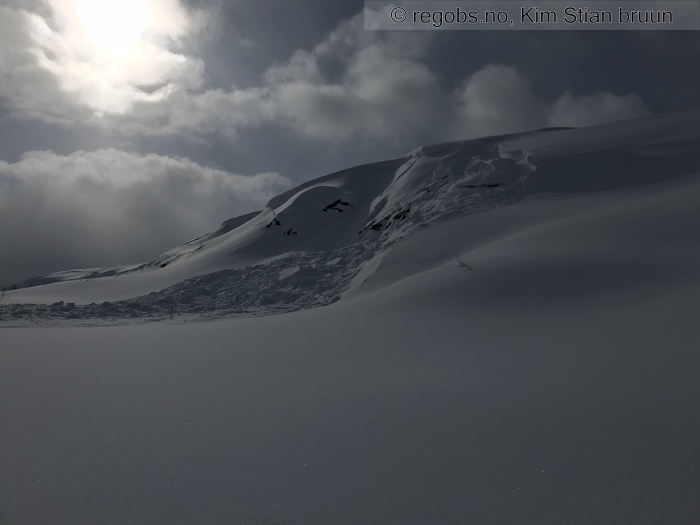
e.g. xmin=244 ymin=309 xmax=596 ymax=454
xmin=392 ymin=208 xmax=410 ymax=221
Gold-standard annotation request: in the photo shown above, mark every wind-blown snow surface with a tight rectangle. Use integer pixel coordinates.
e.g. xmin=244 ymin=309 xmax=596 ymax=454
xmin=1 ymin=110 xmax=700 ymax=523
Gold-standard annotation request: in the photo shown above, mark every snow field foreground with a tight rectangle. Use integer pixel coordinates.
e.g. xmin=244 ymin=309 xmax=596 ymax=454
xmin=1 ymin=255 xmax=698 ymax=524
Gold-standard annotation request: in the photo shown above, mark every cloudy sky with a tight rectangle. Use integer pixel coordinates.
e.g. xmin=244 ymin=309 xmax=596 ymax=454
xmin=0 ymin=0 xmax=698 ymax=286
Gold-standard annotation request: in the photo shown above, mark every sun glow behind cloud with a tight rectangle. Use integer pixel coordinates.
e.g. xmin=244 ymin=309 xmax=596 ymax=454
xmin=74 ymin=0 xmax=152 ymax=57
xmin=26 ymin=0 xmax=205 ymax=116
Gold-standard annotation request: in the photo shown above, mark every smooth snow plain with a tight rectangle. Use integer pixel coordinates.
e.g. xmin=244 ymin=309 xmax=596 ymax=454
xmin=1 ymin=110 xmax=699 ymax=524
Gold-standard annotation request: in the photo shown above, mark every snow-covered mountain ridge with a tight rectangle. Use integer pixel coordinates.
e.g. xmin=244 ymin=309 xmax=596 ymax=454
xmin=2 ymin=109 xmax=699 ymax=323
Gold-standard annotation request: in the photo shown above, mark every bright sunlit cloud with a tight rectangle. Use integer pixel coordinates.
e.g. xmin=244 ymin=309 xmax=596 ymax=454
xmin=74 ymin=0 xmax=152 ymax=57
xmin=16 ymin=0 xmax=208 ymax=117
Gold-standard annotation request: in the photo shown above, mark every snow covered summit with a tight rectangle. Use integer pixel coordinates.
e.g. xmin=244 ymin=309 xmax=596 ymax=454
xmin=2 ymin=109 xmax=699 ymax=323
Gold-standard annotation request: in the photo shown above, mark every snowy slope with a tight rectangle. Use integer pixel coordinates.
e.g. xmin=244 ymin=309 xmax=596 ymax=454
xmin=2 ymin=110 xmax=700 ymax=524
xmin=1 ymin=109 xmax=699 ymax=321
xmin=2 ymin=212 xmax=699 ymax=523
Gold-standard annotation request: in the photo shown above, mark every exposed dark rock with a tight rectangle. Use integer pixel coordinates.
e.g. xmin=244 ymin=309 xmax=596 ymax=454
xmin=323 ymin=199 xmax=352 ymax=212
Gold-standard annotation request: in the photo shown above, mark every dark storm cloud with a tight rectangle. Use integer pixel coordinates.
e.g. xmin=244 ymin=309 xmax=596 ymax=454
xmin=110 ymin=13 xmax=652 ymax=143
xmin=0 ymin=3 xmax=661 ymax=142
xmin=448 ymin=64 xmax=650 ymax=139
